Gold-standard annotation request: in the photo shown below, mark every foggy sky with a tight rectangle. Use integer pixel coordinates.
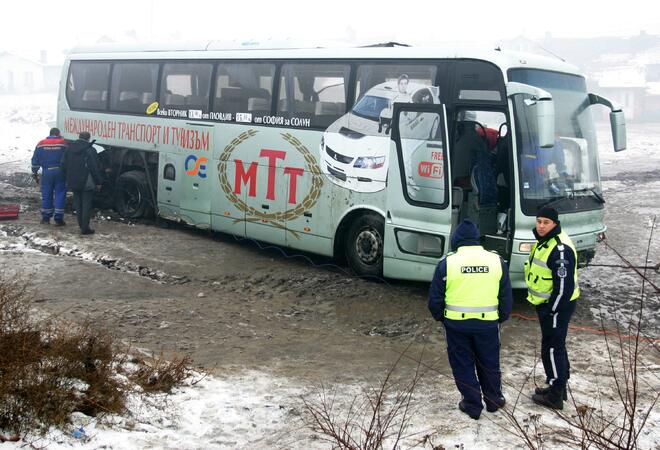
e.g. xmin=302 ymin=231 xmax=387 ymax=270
xmin=4 ymin=0 xmax=660 ymax=62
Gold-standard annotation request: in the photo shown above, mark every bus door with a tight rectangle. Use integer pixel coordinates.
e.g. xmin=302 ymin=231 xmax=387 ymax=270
xmin=157 ymin=152 xmax=181 ymax=221
xmin=179 ymin=123 xmax=214 ymax=228
xmin=383 ymin=104 xmax=452 ymax=281
xmin=452 ymin=109 xmax=511 ymax=258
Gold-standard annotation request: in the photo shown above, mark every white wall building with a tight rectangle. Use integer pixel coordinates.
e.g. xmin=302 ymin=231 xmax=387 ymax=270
xmin=0 ymin=52 xmax=46 ymax=94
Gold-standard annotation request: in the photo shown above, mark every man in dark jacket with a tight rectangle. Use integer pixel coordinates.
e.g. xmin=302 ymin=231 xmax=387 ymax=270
xmin=61 ymin=132 xmax=103 ymax=235
xmin=428 ymin=219 xmax=513 ymax=420
xmin=525 ymin=207 xmax=580 ymax=410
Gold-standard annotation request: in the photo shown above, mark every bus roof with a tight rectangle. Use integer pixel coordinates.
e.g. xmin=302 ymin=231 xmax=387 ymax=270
xmin=67 ymin=42 xmax=583 ymax=77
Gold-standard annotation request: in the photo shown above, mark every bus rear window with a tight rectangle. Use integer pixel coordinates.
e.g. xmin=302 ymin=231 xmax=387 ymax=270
xmin=66 ymin=62 xmax=110 ymax=111
xmin=109 ymin=62 xmax=159 ymax=114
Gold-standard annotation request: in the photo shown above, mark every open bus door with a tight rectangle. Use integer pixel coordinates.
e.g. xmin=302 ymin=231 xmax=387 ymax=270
xmin=383 ymin=104 xmax=453 ymax=281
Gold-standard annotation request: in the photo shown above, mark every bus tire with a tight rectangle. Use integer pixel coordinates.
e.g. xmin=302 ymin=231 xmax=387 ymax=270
xmin=115 ymin=170 xmax=153 ymax=219
xmin=345 ymin=212 xmax=384 ymax=278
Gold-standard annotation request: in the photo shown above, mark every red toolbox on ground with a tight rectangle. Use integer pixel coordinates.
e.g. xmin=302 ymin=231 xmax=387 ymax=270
xmin=0 ymin=204 xmax=20 ymax=220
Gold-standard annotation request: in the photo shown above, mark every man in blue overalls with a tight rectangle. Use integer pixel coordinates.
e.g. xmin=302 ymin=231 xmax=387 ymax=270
xmin=31 ymin=128 xmax=68 ymax=225
xmin=428 ymin=219 xmax=513 ymax=420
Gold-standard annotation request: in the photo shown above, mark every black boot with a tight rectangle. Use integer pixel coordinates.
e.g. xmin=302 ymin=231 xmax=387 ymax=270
xmin=458 ymin=400 xmax=480 ymax=420
xmin=535 ymin=385 xmax=567 ymax=401
xmin=485 ymin=395 xmax=506 ymax=413
xmin=532 ymin=391 xmax=563 ymax=410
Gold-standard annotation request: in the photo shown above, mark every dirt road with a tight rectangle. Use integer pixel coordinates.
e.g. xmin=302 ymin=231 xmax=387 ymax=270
xmin=1 ymin=120 xmax=659 ymax=448
xmin=1 ymin=148 xmax=658 ymax=381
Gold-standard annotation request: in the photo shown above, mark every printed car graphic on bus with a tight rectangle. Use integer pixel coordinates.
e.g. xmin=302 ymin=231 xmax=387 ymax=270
xmin=320 ymin=80 xmax=440 ymax=193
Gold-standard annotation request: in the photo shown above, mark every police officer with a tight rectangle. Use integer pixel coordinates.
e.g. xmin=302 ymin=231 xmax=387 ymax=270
xmin=428 ymin=219 xmax=513 ymax=420
xmin=526 ymin=207 xmax=579 ymax=410
xmin=31 ymin=128 xmax=67 ymax=225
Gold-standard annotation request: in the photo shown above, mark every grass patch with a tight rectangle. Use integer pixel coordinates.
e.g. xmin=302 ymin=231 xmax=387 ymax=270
xmin=0 ymin=272 xmax=193 ymax=438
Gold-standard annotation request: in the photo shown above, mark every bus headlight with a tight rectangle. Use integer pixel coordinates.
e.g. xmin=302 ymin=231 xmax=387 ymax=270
xmin=519 ymin=242 xmax=534 ymax=253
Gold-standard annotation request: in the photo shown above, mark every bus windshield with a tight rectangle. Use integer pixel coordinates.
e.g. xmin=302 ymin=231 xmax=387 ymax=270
xmin=509 ymin=69 xmax=603 ymax=214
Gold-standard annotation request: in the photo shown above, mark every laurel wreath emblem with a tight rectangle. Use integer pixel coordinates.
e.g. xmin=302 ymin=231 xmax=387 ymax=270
xmin=217 ymin=129 xmax=324 ymax=236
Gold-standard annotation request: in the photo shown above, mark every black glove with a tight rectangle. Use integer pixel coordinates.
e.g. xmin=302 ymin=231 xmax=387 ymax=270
xmin=32 ymin=173 xmax=40 ymax=186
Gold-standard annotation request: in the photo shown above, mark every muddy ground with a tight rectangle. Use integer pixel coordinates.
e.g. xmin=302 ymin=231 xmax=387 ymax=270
xmin=1 ymin=137 xmax=658 ymax=387
xmin=0 ymin=125 xmax=658 ymax=450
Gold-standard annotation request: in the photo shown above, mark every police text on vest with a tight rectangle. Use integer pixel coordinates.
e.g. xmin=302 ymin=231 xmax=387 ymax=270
xmin=461 ymin=266 xmax=490 ymax=273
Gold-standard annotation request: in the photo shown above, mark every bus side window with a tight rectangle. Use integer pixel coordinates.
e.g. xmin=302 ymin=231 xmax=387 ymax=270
xmin=354 ymin=63 xmax=437 ymax=104
xmin=160 ymin=62 xmax=212 ymax=112
xmin=164 ymin=164 xmax=175 ymax=181
xmin=66 ymin=62 xmax=111 ymax=111
xmin=110 ymin=63 xmax=159 ymax=114
xmin=352 ymin=63 xmax=438 ymax=137
xmin=454 ymin=60 xmax=505 ymax=102
xmin=213 ymin=63 xmax=275 ymax=121
xmin=277 ymin=63 xmax=350 ymax=128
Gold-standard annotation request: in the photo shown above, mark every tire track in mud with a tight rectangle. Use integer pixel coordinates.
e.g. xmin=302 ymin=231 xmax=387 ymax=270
xmin=1 ymin=222 xmax=431 ymax=339
xmin=0 ymin=224 xmax=191 ymax=284
xmin=0 ymin=223 xmax=400 ymax=297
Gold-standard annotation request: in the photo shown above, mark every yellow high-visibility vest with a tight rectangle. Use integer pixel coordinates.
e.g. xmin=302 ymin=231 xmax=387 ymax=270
xmin=524 ymin=230 xmax=580 ymax=306
xmin=444 ymin=246 xmax=502 ymax=321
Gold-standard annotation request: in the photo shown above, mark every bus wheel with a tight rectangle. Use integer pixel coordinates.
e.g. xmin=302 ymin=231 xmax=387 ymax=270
xmin=345 ymin=213 xmax=384 ymax=278
xmin=115 ymin=170 xmax=153 ymax=219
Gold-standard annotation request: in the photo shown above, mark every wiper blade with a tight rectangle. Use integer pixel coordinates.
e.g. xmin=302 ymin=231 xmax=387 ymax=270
xmin=538 ymin=196 xmax=570 ymax=210
xmin=571 ymin=187 xmax=605 ymax=204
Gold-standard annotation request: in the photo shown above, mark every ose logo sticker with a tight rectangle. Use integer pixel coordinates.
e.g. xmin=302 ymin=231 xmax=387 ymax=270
xmin=185 ymin=155 xmax=208 ymax=178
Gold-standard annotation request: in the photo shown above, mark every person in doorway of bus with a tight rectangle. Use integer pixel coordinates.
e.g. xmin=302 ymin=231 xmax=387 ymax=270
xmin=428 ymin=219 xmax=513 ymax=420
xmin=31 ymin=127 xmax=68 ymax=225
xmin=525 ymin=207 xmax=580 ymax=410
xmin=61 ymin=131 xmax=103 ymax=235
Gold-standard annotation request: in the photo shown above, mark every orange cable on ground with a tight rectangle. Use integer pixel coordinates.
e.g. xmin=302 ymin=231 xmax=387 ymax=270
xmin=510 ymin=312 xmax=660 ymax=344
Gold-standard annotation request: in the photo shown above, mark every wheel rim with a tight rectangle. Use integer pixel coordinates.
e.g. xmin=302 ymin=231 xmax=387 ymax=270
xmin=355 ymin=228 xmax=382 ymax=265
xmin=122 ymin=184 xmax=142 ymax=215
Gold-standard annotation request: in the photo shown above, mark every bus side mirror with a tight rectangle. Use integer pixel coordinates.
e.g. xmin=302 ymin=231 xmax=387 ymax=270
xmin=507 ymin=82 xmax=555 ymax=148
xmin=610 ymin=110 xmax=626 ymax=152
xmin=589 ymin=93 xmax=627 ymax=152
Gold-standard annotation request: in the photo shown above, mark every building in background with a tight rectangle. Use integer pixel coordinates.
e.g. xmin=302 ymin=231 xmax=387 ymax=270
xmin=502 ymin=32 xmax=660 ymax=122
xmin=0 ymin=51 xmax=62 ymax=94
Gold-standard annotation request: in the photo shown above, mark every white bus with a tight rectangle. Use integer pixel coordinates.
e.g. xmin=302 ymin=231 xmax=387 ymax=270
xmin=57 ymin=42 xmax=626 ymax=286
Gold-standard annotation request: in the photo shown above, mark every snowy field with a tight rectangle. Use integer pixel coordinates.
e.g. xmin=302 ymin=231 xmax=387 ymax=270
xmin=0 ymin=93 xmax=658 ymax=449
xmin=2 ymin=339 xmax=657 ymax=450
xmin=0 ymin=93 xmax=57 ymax=174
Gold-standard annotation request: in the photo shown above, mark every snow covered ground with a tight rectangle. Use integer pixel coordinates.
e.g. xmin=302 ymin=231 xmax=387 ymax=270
xmin=1 ymin=93 xmax=658 ymax=449
xmin=0 ymin=93 xmax=57 ymax=174
xmin=3 ymin=338 xmax=658 ymax=449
